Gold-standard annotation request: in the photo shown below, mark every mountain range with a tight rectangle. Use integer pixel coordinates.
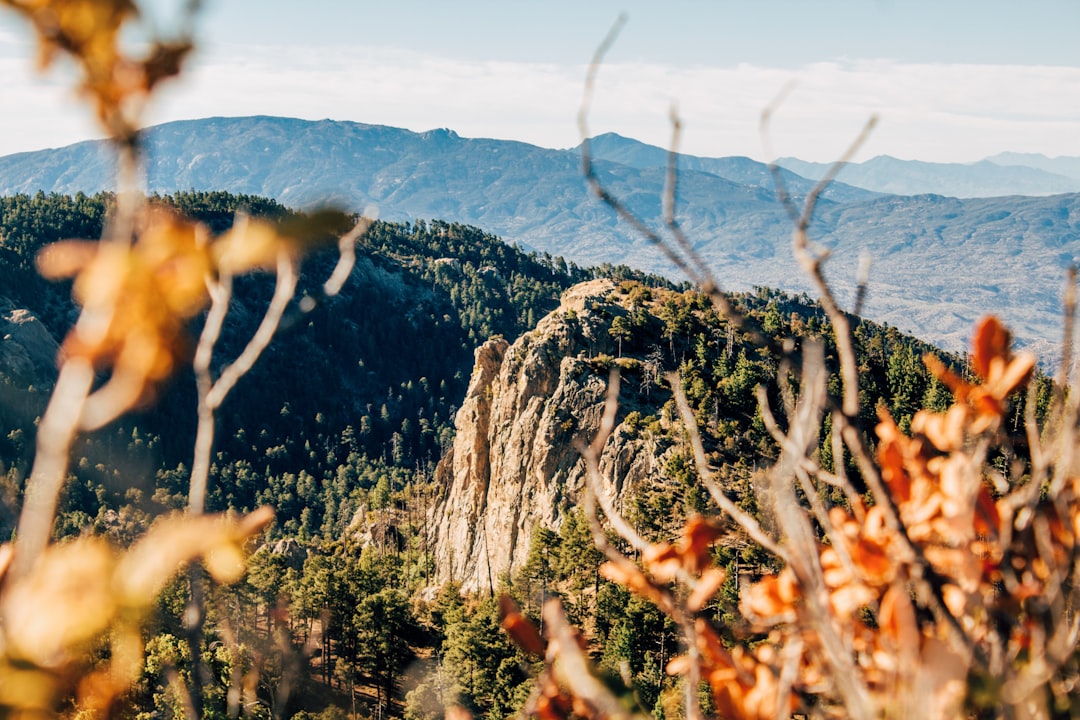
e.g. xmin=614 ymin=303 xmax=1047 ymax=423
xmin=776 ymin=154 xmax=1080 ymax=198
xmin=1 ymin=116 xmax=1078 ymax=365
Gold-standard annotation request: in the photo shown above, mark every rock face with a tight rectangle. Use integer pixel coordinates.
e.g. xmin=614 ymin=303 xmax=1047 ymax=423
xmin=0 ymin=297 xmax=59 ymax=388
xmin=430 ymin=279 xmax=669 ymax=592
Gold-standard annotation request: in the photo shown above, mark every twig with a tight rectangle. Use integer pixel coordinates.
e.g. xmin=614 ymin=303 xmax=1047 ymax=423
xmin=762 ymin=99 xmax=877 ymax=419
xmin=542 ymin=599 xmax=652 ymax=720
xmin=579 ymin=17 xmax=706 ymax=290
xmin=1056 ymin=265 xmax=1077 ymax=396
xmin=852 ymin=251 xmax=871 ymax=318
xmin=828 ymin=410 xmax=865 ymax=520
xmin=1049 ymin=267 xmax=1080 ymax=500
xmin=165 ymin=664 xmax=199 ymax=720
xmin=576 ymin=372 xmax=710 ymax=720
xmin=206 ymin=252 xmax=298 ymax=411
xmin=189 ymin=250 xmax=297 ymax=514
xmin=758 ymin=80 xmax=798 ymax=222
xmin=323 ymin=215 xmax=373 ymax=297
xmin=776 ymin=634 xmax=804 ymax=720
xmin=763 ymin=339 xmax=874 ymax=720
xmin=757 ymin=381 xmax=858 ymax=578
xmin=9 ymin=358 xmax=96 ymax=579
xmin=662 ymin=107 xmax=719 ymax=295
xmin=188 ymin=271 xmax=234 ymax=515
xmin=578 ymin=16 xmax=768 ymax=350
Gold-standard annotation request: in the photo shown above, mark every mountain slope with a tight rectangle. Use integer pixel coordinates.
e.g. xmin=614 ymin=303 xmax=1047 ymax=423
xmin=584 ymin=132 xmax=880 ymax=203
xmin=1 ymin=117 xmax=1079 ymax=363
xmin=723 ymin=192 xmax=1080 ymax=364
xmin=431 ymin=275 xmax=972 ymax=591
xmin=0 ymin=191 xmax=621 ymax=536
xmin=0 ymin=115 xmax=800 ymax=268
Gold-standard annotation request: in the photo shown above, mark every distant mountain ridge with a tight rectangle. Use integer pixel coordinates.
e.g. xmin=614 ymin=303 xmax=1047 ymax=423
xmin=1 ymin=115 xmax=1079 ymax=365
xmin=583 ymin=133 xmax=881 ymax=203
xmin=986 ymin=152 xmax=1080 ymax=181
xmin=777 ymin=155 xmax=1080 ymax=197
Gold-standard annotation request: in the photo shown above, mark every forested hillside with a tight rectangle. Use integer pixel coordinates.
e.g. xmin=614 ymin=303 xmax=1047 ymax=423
xmin=0 ymin=190 xmax=631 ymax=537
xmin=0 ymin=190 xmax=1029 ymax=719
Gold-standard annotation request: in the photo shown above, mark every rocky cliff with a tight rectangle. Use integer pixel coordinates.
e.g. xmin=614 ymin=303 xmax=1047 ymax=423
xmin=0 ymin=297 xmax=59 ymax=389
xmin=430 ymin=279 xmax=673 ymax=592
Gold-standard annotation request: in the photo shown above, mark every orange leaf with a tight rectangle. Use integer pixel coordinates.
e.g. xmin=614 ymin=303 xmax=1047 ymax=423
xmin=36 ymin=240 xmax=98 ymax=279
xmin=599 ymin=558 xmax=668 ymax=609
xmin=924 ymin=353 xmax=972 ymax=401
xmin=677 ymin=516 xmax=722 ymax=574
xmin=499 ymin=595 xmax=545 ymax=655
xmin=642 ymin=542 xmax=682 ymax=583
xmin=972 ymin=316 xmax=1010 ymax=381
xmin=878 ymin=584 xmax=918 ymax=647
xmin=643 ymin=516 xmax=722 ymax=582
xmin=973 ymin=486 xmax=1001 ymax=537
xmin=875 ymin=410 xmax=912 ymax=503
xmin=740 ymin=570 xmax=799 ymax=620
xmin=852 ymin=536 xmax=895 ymax=586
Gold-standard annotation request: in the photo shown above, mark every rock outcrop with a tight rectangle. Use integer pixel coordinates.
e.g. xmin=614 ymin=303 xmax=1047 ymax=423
xmin=0 ymin=297 xmax=59 ymax=389
xmin=431 ymin=279 xmax=670 ymax=591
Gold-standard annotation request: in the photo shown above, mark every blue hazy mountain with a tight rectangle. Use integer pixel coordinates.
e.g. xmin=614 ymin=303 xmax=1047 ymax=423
xmin=777 ymin=155 xmax=1080 ymax=197
xmin=986 ymin=152 xmax=1080 ymax=182
xmin=583 ymin=132 xmax=881 ymax=203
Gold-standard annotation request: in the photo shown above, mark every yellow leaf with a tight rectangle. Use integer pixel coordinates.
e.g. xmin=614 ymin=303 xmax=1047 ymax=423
xmin=204 ymin=542 xmax=246 ymax=584
xmin=687 ymin=567 xmax=726 ymax=612
xmin=212 ymin=216 xmax=288 ymax=274
xmin=2 ymin=538 xmax=116 ymax=667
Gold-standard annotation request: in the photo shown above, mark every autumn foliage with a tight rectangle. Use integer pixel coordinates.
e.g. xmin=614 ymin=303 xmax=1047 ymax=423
xmin=501 ymin=312 xmax=1080 ymax=720
xmin=499 ymin=33 xmax=1080 ymax=717
xmin=0 ymin=2 xmax=364 ymax=718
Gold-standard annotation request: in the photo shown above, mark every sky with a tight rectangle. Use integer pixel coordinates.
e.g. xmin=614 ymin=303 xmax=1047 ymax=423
xmin=0 ymin=0 xmax=1079 ymax=162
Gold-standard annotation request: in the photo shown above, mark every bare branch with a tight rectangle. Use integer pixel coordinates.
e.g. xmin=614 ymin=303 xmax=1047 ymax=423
xmin=323 ymin=214 xmax=373 ymax=297
xmin=10 ymin=359 xmax=96 ymax=579
xmin=761 ymin=92 xmax=876 ymax=419
xmin=206 ymin=251 xmax=298 ymax=411
xmin=1057 ymin=266 xmax=1076 ymax=390
xmin=187 ymin=251 xmax=296 ymax=515
xmin=796 ymin=115 xmax=877 ymax=232
xmin=187 ymin=273 xmax=233 ymax=517
xmin=764 ymin=342 xmax=873 ymax=720
xmin=578 ymin=17 xmax=768 ymax=349
xmin=776 ymin=634 xmax=804 ymax=720
xmin=829 ymin=410 xmax=865 ymax=521
xmin=759 ymin=81 xmax=800 ymax=225
xmin=580 ymin=32 xmax=707 ymax=291
xmin=662 ymin=107 xmax=721 ymax=295
xmin=542 ymin=599 xmax=652 ymax=720
xmin=852 ymin=251 xmax=871 ymax=317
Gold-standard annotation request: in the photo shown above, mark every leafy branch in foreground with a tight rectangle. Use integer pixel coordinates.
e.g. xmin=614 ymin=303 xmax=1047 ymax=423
xmin=0 ymin=2 xmax=370 ymax=718
xmin=498 ymin=20 xmax=1080 ymax=720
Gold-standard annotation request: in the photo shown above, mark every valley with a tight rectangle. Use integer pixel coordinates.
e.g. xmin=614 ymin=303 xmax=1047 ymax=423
xmin=0 ymin=189 xmax=1032 ymax=719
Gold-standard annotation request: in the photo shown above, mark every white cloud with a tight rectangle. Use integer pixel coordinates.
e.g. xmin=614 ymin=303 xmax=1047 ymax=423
xmin=587 ymin=59 xmax=1080 ymax=162
xmin=2 ymin=42 xmax=1080 ymax=164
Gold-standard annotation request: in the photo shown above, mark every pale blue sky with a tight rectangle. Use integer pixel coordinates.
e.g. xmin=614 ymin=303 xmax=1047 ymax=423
xmin=1 ymin=1 xmax=1079 ymax=161
xmin=186 ymin=1 xmax=1080 ymax=67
